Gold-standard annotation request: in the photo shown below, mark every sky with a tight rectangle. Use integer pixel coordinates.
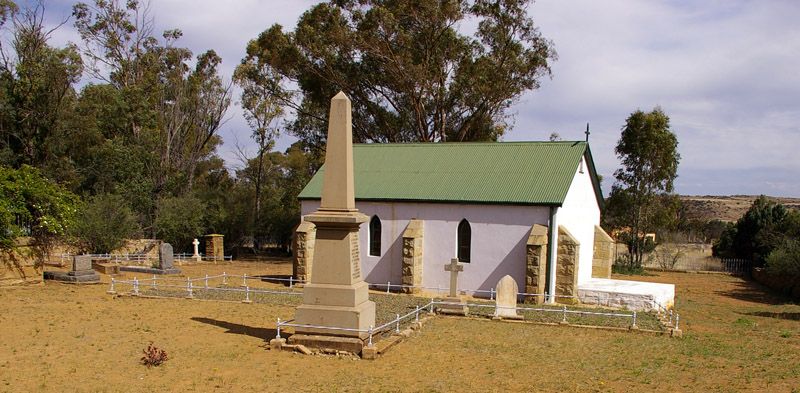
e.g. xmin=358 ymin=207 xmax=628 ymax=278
xmin=31 ymin=0 xmax=800 ymax=197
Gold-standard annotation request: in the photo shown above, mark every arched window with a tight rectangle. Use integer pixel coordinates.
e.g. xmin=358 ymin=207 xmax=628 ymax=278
xmin=369 ymin=215 xmax=381 ymax=256
xmin=457 ymin=219 xmax=471 ymax=263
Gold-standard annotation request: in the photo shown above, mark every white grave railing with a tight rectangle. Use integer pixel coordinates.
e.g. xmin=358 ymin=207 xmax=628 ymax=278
xmin=107 ymin=274 xmax=681 ymax=332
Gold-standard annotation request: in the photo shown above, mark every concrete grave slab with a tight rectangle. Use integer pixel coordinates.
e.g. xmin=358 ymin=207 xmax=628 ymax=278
xmin=578 ymin=278 xmax=674 ymax=311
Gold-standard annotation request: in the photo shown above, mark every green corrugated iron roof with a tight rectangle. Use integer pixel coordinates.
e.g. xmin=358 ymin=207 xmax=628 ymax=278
xmin=298 ymin=141 xmax=603 ymax=206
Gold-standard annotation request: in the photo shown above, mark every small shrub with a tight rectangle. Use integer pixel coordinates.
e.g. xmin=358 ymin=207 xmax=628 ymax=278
xmin=141 ymin=343 xmax=168 ymax=367
xmin=73 ymin=194 xmax=139 ymax=253
xmin=780 ymin=330 xmax=792 ymax=338
xmin=766 ymin=239 xmax=800 ymax=276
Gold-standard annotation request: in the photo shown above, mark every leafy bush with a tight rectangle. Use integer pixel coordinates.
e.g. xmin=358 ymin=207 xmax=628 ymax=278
xmin=0 ymin=165 xmax=78 ymax=268
xmin=73 ymin=194 xmax=139 ymax=253
xmin=714 ymin=196 xmax=800 ymax=267
xmin=155 ymin=195 xmax=206 ymax=251
xmin=612 ymin=257 xmax=651 ymax=275
xmin=140 ymin=343 xmax=168 ymax=367
xmin=766 ymin=239 xmax=800 ymax=277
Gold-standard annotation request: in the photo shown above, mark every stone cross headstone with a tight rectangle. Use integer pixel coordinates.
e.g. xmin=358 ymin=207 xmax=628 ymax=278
xmin=494 ymin=275 xmax=521 ymax=319
xmin=444 ymin=258 xmax=463 ymax=297
xmin=192 ymin=238 xmax=201 ymax=261
xmin=159 ymin=243 xmax=174 ymax=270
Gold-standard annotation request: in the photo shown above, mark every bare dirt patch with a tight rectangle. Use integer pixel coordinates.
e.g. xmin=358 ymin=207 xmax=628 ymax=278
xmin=1 ymin=261 xmax=798 ymax=392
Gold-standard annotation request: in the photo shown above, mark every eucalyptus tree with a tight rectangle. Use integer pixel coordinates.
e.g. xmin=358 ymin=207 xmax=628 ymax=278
xmin=606 ymin=107 xmax=681 ymax=268
xmin=73 ymin=0 xmax=231 ymax=235
xmin=239 ymin=0 xmax=556 ymax=154
xmin=0 ymin=1 xmax=82 ymax=174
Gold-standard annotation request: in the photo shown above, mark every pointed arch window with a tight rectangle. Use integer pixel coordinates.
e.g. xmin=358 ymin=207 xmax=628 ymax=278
xmin=457 ymin=219 xmax=471 ymax=263
xmin=369 ymin=215 xmax=381 ymax=256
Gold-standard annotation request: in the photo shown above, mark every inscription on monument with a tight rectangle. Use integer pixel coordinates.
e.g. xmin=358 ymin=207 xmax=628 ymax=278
xmin=351 ymin=233 xmax=361 ymax=279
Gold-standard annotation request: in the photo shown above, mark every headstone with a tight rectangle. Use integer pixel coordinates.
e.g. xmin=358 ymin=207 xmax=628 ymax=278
xmin=159 ymin=243 xmax=174 ymax=269
xmin=72 ymin=255 xmax=93 ymax=272
xmin=43 ymin=255 xmax=100 ymax=283
xmin=289 ymin=92 xmax=376 ymax=352
xmin=444 ymin=258 xmax=463 ymax=297
xmin=119 ymin=243 xmax=180 ymax=275
xmin=192 ymin=238 xmax=202 ymax=262
xmin=437 ymin=258 xmax=468 ymax=316
xmin=493 ymin=275 xmax=522 ymax=319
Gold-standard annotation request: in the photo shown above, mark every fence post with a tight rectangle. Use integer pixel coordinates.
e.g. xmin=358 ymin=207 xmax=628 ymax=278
xmin=186 ymin=278 xmax=193 ymax=299
xmin=630 ymin=311 xmax=638 ymax=330
xmin=675 ymin=314 xmax=680 ymax=330
xmin=395 ymin=314 xmax=401 ymax=333
xmin=490 ymin=288 xmax=495 ymax=301
xmin=133 ymin=277 xmax=139 ymax=296
xmin=276 ymin=318 xmax=282 ymax=339
xmin=368 ymin=326 xmax=374 ymax=347
xmin=222 ymin=272 xmax=227 ymax=286
xmin=243 ymin=286 xmax=252 ymax=303
xmin=289 ymin=276 xmax=293 ymax=288
xmin=415 ymin=305 xmax=420 ymax=324
xmin=152 ymin=275 xmax=157 ymax=289
xmin=205 ymin=274 xmax=209 ymax=289
xmin=429 ymin=298 xmax=435 ymax=314
xmin=242 ymin=273 xmax=248 ymax=287
xmin=387 ymin=281 xmax=391 ymax=294
xmin=560 ymin=305 xmax=567 ymax=324
xmin=108 ymin=278 xmax=116 ymax=294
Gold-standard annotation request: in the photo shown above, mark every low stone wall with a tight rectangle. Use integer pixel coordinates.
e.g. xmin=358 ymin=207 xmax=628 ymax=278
xmin=752 ymin=268 xmax=800 ymax=299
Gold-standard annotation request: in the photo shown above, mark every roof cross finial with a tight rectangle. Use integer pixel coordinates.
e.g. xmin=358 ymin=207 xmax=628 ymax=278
xmin=585 ymin=123 xmax=590 ymax=142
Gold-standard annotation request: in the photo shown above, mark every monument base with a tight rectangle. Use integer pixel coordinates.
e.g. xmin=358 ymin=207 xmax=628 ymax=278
xmin=295 ymin=299 xmax=376 ymax=339
xmin=119 ymin=266 xmax=181 ymax=275
xmin=436 ymin=296 xmax=468 ymax=316
xmin=288 ymin=334 xmax=366 ymax=354
xmin=43 ymin=270 xmax=101 ymax=283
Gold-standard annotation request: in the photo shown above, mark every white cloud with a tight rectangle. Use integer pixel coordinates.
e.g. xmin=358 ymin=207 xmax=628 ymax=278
xmin=28 ymin=0 xmax=800 ymax=196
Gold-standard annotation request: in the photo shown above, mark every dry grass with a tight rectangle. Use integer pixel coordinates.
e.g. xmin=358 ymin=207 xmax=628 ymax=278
xmin=0 ymin=261 xmax=798 ymax=392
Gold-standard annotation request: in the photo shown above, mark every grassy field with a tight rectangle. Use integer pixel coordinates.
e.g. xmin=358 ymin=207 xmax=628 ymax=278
xmin=0 ymin=261 xmax=798 ymax=392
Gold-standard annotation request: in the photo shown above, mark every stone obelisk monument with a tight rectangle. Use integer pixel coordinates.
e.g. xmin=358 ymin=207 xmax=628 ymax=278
xmin=292 ymin=92 xmax=376 ymax=343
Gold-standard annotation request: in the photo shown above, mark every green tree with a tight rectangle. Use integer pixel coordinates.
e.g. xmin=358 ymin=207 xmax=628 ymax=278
xmin=73 ymin=193 xmax=139 ymax=253
xmin=0 ymin=165 xmax=78 ymax=271
xmin=233 ymin=55 xmax=284 ymax=243
xmin=0 ymin=1 xmax=82 ymax=177
xmin=713 ymin=196 xmax=793 ymax=266
xmin=605 ymin=108 xmax=680 ymax=268
xmin=154 ymin=195 xmax=206 ymax=251
xmin=239 ymin=0 xmax=555 ymax=154
xmin=73 ymin=0 xmax=231 ymax=235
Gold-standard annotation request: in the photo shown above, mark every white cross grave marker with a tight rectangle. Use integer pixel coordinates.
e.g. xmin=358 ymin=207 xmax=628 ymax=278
xmin=444 ymin=258 xmax=463 ymax=297
xmin=192 ymin=238 xmax=201 ymax=262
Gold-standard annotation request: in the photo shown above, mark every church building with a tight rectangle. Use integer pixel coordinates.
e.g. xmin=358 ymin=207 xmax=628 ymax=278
xmin=294 ymin=140 xmax=674 ymax=310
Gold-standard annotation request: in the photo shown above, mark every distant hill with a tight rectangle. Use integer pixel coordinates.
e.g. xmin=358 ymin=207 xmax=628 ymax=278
xmin=679 ymin=195 xmax=800 ymax=223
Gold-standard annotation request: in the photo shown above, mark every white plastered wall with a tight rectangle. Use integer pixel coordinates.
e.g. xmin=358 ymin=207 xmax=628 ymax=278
xmin=557 ymin=155 xmax=602 ymax=285
xmin=301 ymin=200 xmax=550 ymax=293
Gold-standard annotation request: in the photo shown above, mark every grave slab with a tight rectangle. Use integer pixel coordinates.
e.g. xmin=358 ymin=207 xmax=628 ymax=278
xmin=578 ymin=278 xmax=674 ymax=311
xmin=44 ymin=255 xmax=100 ymax=283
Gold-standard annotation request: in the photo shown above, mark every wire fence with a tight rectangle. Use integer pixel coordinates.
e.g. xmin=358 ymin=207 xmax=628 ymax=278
xmin=108 ymin=273 xmax=681 ymax=344
xmin=57 ymin=253 xmax=233 ymax=265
